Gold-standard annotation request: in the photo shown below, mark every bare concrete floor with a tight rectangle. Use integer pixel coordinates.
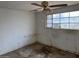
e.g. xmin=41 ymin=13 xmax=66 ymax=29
xmin=0 ymin=42 xmax=79 ymax=58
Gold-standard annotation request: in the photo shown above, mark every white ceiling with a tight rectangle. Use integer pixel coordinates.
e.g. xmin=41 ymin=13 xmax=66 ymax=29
xmin=0 ymin=1 xmax=79 ymax=11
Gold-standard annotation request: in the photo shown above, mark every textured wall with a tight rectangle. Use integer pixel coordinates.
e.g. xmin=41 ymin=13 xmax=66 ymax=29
xmin=0 ymin=8 xmax=36 ymax=55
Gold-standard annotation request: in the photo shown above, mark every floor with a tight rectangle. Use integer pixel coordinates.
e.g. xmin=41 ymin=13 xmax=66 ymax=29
xmin=0 ymin=42 xmax=79 ymax=58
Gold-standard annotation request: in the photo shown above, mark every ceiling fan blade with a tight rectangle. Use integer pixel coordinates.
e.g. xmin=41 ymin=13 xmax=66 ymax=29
xmin=49 ymin=4 xmax=67 ymax=7
xmin=30 ymin=8 xmax=43 ymax=12
xmin=31 ymin=3 xmax=42 ymax=7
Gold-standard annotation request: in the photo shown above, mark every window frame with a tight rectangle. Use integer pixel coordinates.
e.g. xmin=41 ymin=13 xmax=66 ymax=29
xmin=46 ymin=11 xmax=79 ymax=30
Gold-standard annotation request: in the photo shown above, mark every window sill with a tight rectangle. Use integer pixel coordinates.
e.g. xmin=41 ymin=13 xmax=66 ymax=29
xmin=46 ymin=27 xmax=79 ymax=31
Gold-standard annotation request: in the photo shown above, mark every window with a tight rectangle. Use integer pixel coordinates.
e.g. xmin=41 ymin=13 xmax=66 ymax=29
xmin=47 ymin=11 xmax=79 ymax=30
xmin=53 ymin=14 xmax=60 ymax=28
xmin=60 ymin=12 xmax=69 ymax=29
xmin=70 ymin=11 xmax=79 ymax=29
xmin=47 ymin=15 xmax=53 ymax=27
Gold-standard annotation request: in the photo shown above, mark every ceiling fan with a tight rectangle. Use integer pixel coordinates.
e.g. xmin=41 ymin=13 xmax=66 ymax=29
xmin=31 ymin=1 xmax=68 ymax=12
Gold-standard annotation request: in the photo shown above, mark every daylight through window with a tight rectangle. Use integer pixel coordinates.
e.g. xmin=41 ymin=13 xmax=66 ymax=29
xmin=47 ymin=11 xmax=79 ymax=29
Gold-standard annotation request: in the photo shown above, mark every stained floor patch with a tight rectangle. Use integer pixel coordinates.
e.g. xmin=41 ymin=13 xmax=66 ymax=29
xmin=0 ymin=43 xmax=78 ymax=58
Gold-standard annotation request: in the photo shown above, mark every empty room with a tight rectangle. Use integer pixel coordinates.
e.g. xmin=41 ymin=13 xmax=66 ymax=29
xmin=0 ymin=1 xmax=79 ymax=58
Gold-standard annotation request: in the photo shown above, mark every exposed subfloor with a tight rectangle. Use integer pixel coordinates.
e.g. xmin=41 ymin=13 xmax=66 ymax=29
xmin=0 ymin=42 xmax=79 ymax=58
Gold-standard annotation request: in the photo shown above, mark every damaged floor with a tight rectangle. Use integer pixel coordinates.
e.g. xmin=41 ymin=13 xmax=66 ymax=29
xmin=0 ymin=42 xmax=79 ymax=58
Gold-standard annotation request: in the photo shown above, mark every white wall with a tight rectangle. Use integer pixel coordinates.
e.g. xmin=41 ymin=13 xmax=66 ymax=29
xmin=0 ymin=8 xmax=36 ymax=55
xmin=35 ymin=6 xmax=79 ymax=54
